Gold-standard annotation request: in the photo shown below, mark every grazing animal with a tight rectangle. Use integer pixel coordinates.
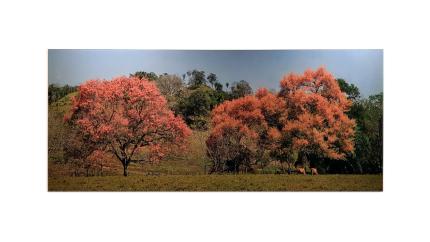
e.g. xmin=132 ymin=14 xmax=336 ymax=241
xmin=297 ymin=167 xmax=306 ymax=175
xmin=311 ymin=168 xmax=318 ymax=175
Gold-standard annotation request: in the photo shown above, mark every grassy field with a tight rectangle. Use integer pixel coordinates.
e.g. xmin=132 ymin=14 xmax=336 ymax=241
xmin=48 ymin=174 xmax=382 ymax=191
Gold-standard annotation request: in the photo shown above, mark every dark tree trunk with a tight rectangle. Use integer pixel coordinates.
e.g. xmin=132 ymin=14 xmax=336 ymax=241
xmin=123 ymin=161 xmax=129 ymax=177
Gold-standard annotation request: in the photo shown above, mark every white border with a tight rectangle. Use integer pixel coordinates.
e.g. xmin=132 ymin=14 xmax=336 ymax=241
xmin=1 ymin=0 xmax=429 ymax=241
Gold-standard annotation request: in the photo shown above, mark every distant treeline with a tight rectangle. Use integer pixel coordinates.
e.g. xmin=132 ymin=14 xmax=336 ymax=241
xmin=48 ymin=84 xmax=77 ymax=104
xmin=130 ymin=70 xmax=254 ymax=129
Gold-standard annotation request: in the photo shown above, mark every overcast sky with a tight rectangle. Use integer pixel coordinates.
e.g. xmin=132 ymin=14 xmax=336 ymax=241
xmin=48 ymin=49 xmax=383 ymax=97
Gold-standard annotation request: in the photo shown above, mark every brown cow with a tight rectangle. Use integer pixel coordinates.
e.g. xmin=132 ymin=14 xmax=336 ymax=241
xmin=311 ymin=168 xmax=318 ymax=175
xmin=297 ymin=167 xmax=306 ymax=175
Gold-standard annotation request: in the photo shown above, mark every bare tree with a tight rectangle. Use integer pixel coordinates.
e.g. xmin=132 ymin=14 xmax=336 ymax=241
xmin=156 ymin=74 xmax=185 ymax=100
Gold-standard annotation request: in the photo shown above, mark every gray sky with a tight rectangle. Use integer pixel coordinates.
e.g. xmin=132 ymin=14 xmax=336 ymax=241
xmin=48 ymin=49 xmax=383 ymax=97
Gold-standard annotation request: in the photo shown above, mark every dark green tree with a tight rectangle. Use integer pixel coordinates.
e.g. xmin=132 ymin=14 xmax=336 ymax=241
xmin=207 ymin=73 xmax=218 ymax=88
xmin=360 ymin=93 xmax=383 ymax=173
xmin=337 ymin=78 xmax=360 ymax=101
xmin=326 ymin=92 xmax=383 ymax=174
xmin=230 ymin=80 xmax=253 ymax=99
xmin=315 ymin=78 xmax=382 ymax=174
xmin=214 ymin=82 xmax=223 ymax=92
xmin=176 ymin=86 xmax=217 ymax=129
xmin=130 ymin=71 xmax=158 ymax=81
xmin=186 ymin=70 xmax=207 ymax=88
xmin=48 ymin=84 xmax=77 ymax=104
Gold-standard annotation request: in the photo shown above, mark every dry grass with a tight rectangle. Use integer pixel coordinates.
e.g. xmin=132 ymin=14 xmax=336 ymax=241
xmin=48 ymin=174 xmax=382 ymax=191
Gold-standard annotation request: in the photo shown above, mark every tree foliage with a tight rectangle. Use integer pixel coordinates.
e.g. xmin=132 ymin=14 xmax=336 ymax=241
xmin=63 ymin=126 xmax=113 ymax=176
xmin=155 ymin=74 xmax=185 ymax=108
xmin=207 ymin=73 xmax=218 ymax=88
xmin=130 ymin=71 xmax=158 ymax=81
xmin=207 ymin=90 xmax=286 ymax=173
xmin=66 ymin=76 xmax=191 ymax=176
xmin=352 ymin=93 xmax=383 ymax=173
xmin=207 ymin=68 xmax=357 ymax=173
xmin=276 ymin=68 xmax=356 ymax=164
xmin=337 ymin=78 xmax=360 ymax=101
xmin=230 ymin=80 xmax=253 ymax=99
xmin=186 ymin=69 xmax=207 ymax=88
xmin=175 ymin=71 xmax=227 ymax=130
xmin=207 ymin=96 xmax=265 ymax=173
xmin=176 ymin=86 xmax=219 ymax=129
xmin=48 ymin=84 xmax=77 ymax=104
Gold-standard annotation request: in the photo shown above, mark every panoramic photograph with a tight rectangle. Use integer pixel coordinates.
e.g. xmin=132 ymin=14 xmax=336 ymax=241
xmin=5 ymin=0 xmax=430 ymax=241
xmin=48 ymin=49 xmax=383 ymax=191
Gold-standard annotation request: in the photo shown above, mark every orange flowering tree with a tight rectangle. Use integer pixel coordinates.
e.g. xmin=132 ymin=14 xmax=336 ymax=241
xmin=274 ymin=67 xmax=355 ymax=167
xmin=206 ymin=96 xmax=266 ymax=173
xmin=66 ymin=76 xmax=191 ymax=176
xmin=207 ymin=68 xmax=355 ymax=173
xmin=206 ymin=91 xmax=286 ymax=173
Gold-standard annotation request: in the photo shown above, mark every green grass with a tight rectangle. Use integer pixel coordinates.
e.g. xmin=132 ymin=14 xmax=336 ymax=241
xmin=48 ymin=174 xmax=382 ymax=191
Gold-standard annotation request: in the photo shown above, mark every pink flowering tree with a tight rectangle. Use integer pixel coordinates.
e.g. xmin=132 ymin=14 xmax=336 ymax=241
xmin=66 ymin=76 xmax=191 ymax=176
xmin=276 ymin=67 xmax=356 ymax=164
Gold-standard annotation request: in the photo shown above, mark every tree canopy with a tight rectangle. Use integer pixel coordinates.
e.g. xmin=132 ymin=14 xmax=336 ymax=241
xmin=66 ymin=76 xmax=191 ymax=176
xmin=230 ymin=80 xmax=253 ymax=99
xmin=277 ymin=68 xmax=356 ymax=162
xmin=130 ymin=71 xmax=158 ymax=81
xmin=337 ymin=78 xmax=360 ymax=101
xmin=207 ymin=67 xmax=357 ymax=173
